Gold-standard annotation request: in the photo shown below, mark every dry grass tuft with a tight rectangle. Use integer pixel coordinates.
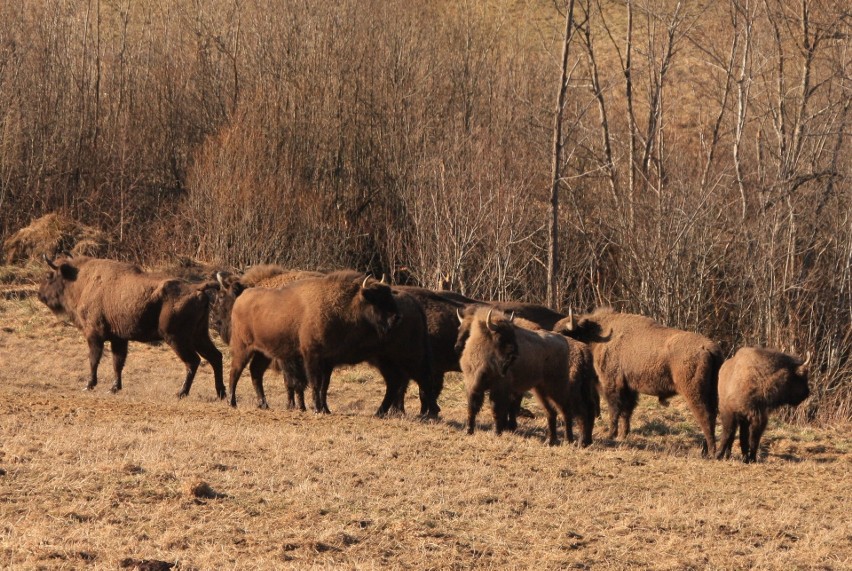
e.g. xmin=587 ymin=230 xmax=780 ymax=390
xmin=1 ymin=298 xmax=850 ymax=569
xmin=3 ymin=213 xmax=108 ymax=265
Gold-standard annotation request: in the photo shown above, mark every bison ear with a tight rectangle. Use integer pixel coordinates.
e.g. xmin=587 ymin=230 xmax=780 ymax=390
xmin=59 ymin=263 xmax=78 ymax=281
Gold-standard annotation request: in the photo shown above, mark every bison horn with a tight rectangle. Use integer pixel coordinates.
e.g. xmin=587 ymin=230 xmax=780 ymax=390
xmin=457 ymin=308 xmax=464 ymax=324
xmin=563 ymin=307 xmax=575 ymax=331
xmin=800 ymin=351 xmax=812 ymax=370
xmin=486 ymin=308 xmax=495 ymax=331
xmin=216 ymin=272 xmax=226 ymax=288
xmin=362 ymin=275 xmax=371 ymax=289
xmin=508 ymin=311 xmax=515 ymax=323
xmin=380 ymin=274 xmax=387 ymax=284
xmin=43 ymin=254 xmax=58 ymax=270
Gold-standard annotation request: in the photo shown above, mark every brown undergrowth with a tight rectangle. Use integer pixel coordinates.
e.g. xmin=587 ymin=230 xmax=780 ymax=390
xmin=0 ymin=298 xmax=849 ymax=569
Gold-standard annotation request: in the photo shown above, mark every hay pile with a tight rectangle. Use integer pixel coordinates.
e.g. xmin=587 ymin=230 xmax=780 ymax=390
xmin=3 ymin=213 xmax=108 ymax=264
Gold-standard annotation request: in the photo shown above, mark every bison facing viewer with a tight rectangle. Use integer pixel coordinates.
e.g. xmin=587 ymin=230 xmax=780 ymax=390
xmin=38 ymin=255 xmax=224 ymax=397
xmin=717 ymin=347 xmax=811 ymax=463
xmin=458 ymin=307 xmax=598 ymax=446
xmin=555 ymin=308 xmax=721 ymax=456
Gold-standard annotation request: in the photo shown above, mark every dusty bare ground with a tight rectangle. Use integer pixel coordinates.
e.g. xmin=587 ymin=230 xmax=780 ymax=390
xmin=1 ymin=297 xmax=850 ymax=570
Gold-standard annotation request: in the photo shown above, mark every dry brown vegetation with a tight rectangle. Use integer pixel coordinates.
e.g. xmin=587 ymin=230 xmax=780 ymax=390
xmin=2 ymin=297 xmax=851 ymax=569
xmin=0 ymin=0 xmax=850 ymax=424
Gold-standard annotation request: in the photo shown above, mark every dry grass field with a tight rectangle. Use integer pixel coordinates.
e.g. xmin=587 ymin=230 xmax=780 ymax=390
xmin=1 ymin=296 xmax=850 ymax=570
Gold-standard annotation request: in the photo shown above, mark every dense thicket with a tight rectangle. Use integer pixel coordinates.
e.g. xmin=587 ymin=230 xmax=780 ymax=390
xmin=1 ymin=0 xmax=848 ymax=421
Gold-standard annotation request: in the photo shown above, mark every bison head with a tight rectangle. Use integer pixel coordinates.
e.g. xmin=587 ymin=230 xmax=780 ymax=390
xmin=210 ymin=272 xmax=246 ymax=344
xmin=554 ymin=308 xmax=611 ymax=343
xmin=783 ymin=352 xmax=811 ymax=406
xmin=358 ymin=276 xmax=400 ymax=336
xmin=38 ymin=255 xmax=79 ymax=315
xmin=456 ymin=307 xmax=518 ymax=375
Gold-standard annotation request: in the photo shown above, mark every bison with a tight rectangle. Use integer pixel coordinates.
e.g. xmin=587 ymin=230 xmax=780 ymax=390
xmin=458 ymin=307 xmax=597 ymax=446
xmin=717 ymin=347 xmax=811 ymax=462
xmin=555 ymin=308 xmax=721 ymax=456
xmin=210 ymin=265 xmax=325 ymax=410
xmin=226 ymin=271 xmax=402 ymax=413
xmin=38 ymin=255 xmax=224 ymax=397
xmin=214 ymin=270 xmax=436 ymax=416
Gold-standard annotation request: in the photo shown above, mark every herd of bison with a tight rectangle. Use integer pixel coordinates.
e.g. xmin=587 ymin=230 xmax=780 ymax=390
xmin=36 ymin=254 xmax=812 ymax=463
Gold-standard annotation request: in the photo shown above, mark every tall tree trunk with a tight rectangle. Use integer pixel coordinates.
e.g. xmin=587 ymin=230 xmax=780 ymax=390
xmin=548 ymin=0 xmax=576 ymax=309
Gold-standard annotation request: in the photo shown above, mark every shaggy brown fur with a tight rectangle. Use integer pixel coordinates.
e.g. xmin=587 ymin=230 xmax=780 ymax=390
xmin=38 ymin=255 xmax=223 ymax=397
xmin=555 ymin=308 xmax=721 ymax=456
xmin=717 ymin=347 xmax=811 ymax=462
xmin=227 ymin=271 xmax=400 ymax=413
xmin=459 ymin=307 xmax=596 ymax=446
xmin=240 ymin=264 xmax=325 ymax=288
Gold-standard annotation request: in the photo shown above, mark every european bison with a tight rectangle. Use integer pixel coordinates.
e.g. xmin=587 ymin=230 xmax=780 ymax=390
xmin=226 ymin=271 xmax=401 ymax=413
xmin=214 ymin=271 xmax=435 ymax=416
xmin=38 ymin=255 xmax=224 ymax=397
xmin=555 ymin=308 xmax=721 ymax=456
xmin=458 ymin=307 xmax=597 ymax=446
xmin=210 ymin=266 xmax=325 ymax=410
xmin=717 ymin=347 xmax=811 ymax=462
xmin=394 ymin=287 xmax=566 ymax=415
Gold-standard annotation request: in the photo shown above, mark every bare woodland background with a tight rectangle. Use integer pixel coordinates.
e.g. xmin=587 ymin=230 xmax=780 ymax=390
xmin=0 ymin=0 xmax=849 ymax=421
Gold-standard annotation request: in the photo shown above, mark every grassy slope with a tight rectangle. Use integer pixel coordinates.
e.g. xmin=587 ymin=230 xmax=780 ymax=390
xmin=1 ymin=297 xmax=850 ymax=570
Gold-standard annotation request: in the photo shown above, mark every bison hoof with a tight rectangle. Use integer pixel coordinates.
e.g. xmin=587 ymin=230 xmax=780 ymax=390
xmin=216 ymin=389 xmax=226 ymax=400
xmin=547 ymin=439 xmax=560 ymax=447
xmin=177 ymin=390 xmax=189 ymax=399
xmin=257 ymin=402 xmax=269 ymax=410
xmin=110 ymin=385 xmax=122 ymax=394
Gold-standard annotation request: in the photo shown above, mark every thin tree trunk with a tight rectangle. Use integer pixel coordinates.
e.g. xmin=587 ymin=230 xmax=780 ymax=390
xmin=548 ymin=0 xmax=576 ymax=309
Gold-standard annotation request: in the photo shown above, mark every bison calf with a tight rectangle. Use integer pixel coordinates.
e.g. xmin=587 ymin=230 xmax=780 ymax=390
xmin=458 ymin=307 xmax=597 ymax=446
xmin=717 ymin=347 xmax=811 ymax=462
xmin=38 ymin=255 xmax=224 ymax=398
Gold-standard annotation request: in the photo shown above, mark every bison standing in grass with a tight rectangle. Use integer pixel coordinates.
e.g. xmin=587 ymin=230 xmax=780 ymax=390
xmin=38 ymin=255 xmax=224 ymax=398
xmin=226 ymin=271 xmax=401 ymax=413
xmin=458 ymin=307 xmax=598 ymax=446
xmin=717 ymin=348 xmax=811 ymax=462
xmin=555 ymin=308 xmax=721 ymax=456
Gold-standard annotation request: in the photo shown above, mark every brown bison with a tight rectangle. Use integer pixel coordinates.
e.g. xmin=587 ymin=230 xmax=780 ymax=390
xmin=210 ymin=266 xmax=326 ymax=410
xmin=38 ymin=255 xmax=224 ymax=397
xmin=555 ymin=308 xmax=721 ymax=456
xmin=717 ymin=348 xmax=811 ymax=462
xmin=214 ymin=271 xmax=436 ymax=416
xmin=394 ymin=287 xmax=566 ymax=415
xmin=226 ymin=271 xmax=401 ymax=413
xmin=458 ymin=307 xmax=598 ymax=446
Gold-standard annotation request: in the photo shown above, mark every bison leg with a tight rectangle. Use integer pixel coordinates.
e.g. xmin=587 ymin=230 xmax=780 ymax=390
xmin=467 ymin=390 xmax=485 ymax=435
xmin=85 ymin=336 xmax=105 ymax=390
xmin=110 ymin=338 xmax=128 ymax=393
xmin=490 ymin=389 xmax=510 ymax=436
xmin=375 ymin=363 xmax=406 ymax=417
xmin=717 ymin=411 xmax=737 ymax=460
xmin=248 ymin=353 xmax=271 ymax=409
xmin=228 ymin=348 xmax=252 ymax=407
xmin=746 ymin=412 xmax=768 ymax=463
xmin=619 ymin=389 xmax=638 ymax=439
xmin=683 ymin=395 xmax=717 ymax=458
xmin=171 ymin=340 xmax=201 ymax=399
xmin=533 ymin=389 xmax=559 ymax=446
xmin=280 ymin=359 xmax=308 ymax=412
xmin=305 ymin=357 xmax=332 ymax=414
xmin=424 ymin=373 xmax=445 ymax=418
xmin=506 ymin=394 xmax=521 ymax=431
xmin=195 ymin=334 xmax=225 ymax=399
xmin=738 ymin=418 xmax=751 ymax=461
